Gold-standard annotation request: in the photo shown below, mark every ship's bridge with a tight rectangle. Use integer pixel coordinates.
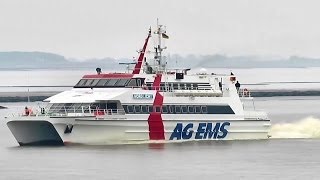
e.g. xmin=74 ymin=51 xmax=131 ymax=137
xmin=74 ymin=73 xmax=147 ymax=89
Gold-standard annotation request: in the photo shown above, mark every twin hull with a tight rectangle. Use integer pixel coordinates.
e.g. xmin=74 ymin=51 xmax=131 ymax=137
xmin=7 ymin=115 xmax=271 ymax=146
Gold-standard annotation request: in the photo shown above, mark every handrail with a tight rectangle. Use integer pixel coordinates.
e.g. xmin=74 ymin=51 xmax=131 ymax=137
xmin=127 ymin=85 xmax=215 ymax=91
xmin=238 ymin=88 xmax=251 ymax=98
xmin=17 ymin=106 xmax=126 ymax=117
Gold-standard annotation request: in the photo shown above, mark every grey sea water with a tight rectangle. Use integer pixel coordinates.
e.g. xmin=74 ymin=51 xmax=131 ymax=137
xmin=1 ymin=97 xmax=320 ymax=180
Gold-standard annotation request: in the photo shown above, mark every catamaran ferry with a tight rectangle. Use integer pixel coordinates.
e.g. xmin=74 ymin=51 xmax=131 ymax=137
xmin=6 ymin=22 xmax=271 ymax=146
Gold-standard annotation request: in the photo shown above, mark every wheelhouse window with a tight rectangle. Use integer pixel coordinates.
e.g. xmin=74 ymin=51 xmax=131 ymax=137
xmin=75 ymin=79 xmax=88 ymax=87
xmin=96 ymin=79 xmax=109 ymax=86
xmin=89 ymin=79 xmax=100 ymax=86
xmin=127 ymin=79 xmax=137 ymax=87
xmin=74 ymin=78 xmax=131 ymax=88
xmin=116 ymin=79 xmax=130 ymax=86
xmin=106 ymin=79 xmax=119 ymax=86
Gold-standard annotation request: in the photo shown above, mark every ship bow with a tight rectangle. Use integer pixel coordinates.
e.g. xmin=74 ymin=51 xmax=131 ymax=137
xmin=7 ymin=120 xmax=64 ymax=146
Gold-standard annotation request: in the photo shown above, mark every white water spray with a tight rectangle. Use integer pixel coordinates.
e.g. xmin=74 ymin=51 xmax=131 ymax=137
xmin=270 ymin=116 xmax=320 ymax=139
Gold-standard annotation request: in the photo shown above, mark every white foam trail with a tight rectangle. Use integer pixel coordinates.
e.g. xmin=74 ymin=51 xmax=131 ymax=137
xmin=271 ymin=116 xmax=320 ymax=139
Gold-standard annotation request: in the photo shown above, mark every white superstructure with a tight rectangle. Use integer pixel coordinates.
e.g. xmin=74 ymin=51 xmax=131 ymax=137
xmin=6 ymin=22 xmax=271 ymax=146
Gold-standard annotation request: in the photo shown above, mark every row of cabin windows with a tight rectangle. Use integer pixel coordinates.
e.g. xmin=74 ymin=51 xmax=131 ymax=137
xmin=122 ymin=105 xmax=234 ymax=114
xmin=145 ymin=83 xmax=211 ymax=90
xmin=74 ymin=79 xmax=212 ymax=90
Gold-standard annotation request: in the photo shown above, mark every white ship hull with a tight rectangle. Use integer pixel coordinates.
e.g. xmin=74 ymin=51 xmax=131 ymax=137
xmin=7 ymin=116 xmax=271 ymax=146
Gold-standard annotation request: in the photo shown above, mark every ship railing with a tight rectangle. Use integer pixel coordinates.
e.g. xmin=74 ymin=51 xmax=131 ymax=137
xmin=244 ymin=110 xmax=268 ymax=120
xmin=129 ymin=85 xmax=216 ymax=92
xmin=26 ymin=105 xmax=126 ymax=117
xmin=91 ymin=109 xmax=126 ymax=116
xmin=238 ymin=88 xmax=251 ymax=98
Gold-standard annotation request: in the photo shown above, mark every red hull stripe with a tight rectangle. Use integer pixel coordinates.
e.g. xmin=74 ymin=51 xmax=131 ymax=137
xmin=152 ymin=74 xmax=162 ymax=90
xmin=83 ymin=73 xmax=134 ymax=79
xmin=148 ymin=74 xmax=165 ymax=140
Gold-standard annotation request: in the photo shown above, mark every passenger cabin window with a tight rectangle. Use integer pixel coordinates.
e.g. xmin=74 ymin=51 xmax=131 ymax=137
xmin=195 ymin=106 xmax=201 ymax=113
xmin=175 ymin=106 xmax=181 ymax=113
xmin=148 ymin=106 xmax=153 ymax=113
xmin=127 ymin=106 xmax=134 ymax=113
xmin=137 ymin=79 xmax=141 ymax=87
xmin=134 ymin=105 xmax=141 ymax=113
xmin=188 ymin=106 xmax=194 ymax=113
xmin=169 ymin=105 xmax=174 ymax=113
xmin=141 ymin=105 xmax=148 ymax=113
xmin=126 ymin=78 xmax=145 ymax=87
xmin=181 ymin=106 xmax=187 ymax=113
xmin=201 ymin=106 xmax=207 ymax=113
xmin=122 ymin=104 xmax=235 ymax=115
xmin=162 ymin=106 xmax=168 ymax=113
xmin=155 ymin=106 xmax=161 ymax=113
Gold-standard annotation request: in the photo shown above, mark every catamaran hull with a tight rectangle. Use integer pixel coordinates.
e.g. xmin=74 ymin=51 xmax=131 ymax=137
xmin=7 ymin=121 xmax=64 ymax=146
xmin=7 ymin=118 xmax=271 ymax=146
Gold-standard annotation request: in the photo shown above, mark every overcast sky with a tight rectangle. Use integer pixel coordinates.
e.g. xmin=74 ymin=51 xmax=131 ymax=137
xmin=1 ymin=0 xmax=320 ymax=59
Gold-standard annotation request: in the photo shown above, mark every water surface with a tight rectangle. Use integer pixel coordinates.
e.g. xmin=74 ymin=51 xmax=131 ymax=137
xmin=1 ymin=97 xmax=320 ymax=179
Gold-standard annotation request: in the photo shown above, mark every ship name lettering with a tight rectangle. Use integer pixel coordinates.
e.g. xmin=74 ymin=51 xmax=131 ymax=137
xmin=169 ymin=122 xmax=230 ymax=140
xmin=132 ymin=94 xmax=153 ymax=99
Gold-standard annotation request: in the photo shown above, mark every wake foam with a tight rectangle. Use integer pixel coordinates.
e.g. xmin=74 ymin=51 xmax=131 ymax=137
xmin=271 ymin=116 xmax=320 ymax=139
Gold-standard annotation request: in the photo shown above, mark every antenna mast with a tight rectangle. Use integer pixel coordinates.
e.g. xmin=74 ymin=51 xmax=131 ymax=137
xmin=154 ymin=18 xmax=168 ymax=74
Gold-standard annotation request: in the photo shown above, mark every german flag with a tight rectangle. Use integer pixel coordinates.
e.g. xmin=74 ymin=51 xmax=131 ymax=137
xmin=162 ymin=33 xmax=169 ymax=39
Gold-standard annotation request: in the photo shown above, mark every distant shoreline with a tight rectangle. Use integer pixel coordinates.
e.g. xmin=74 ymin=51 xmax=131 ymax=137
xmin=0 ymin=91 xmax=57 ymax=102
xmin=1 ymin=90 xmax=320 ymax=102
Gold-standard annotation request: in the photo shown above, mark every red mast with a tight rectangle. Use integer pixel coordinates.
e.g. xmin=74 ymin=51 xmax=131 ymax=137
xmin=132 ymin=29 xmax=151 ymax=74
